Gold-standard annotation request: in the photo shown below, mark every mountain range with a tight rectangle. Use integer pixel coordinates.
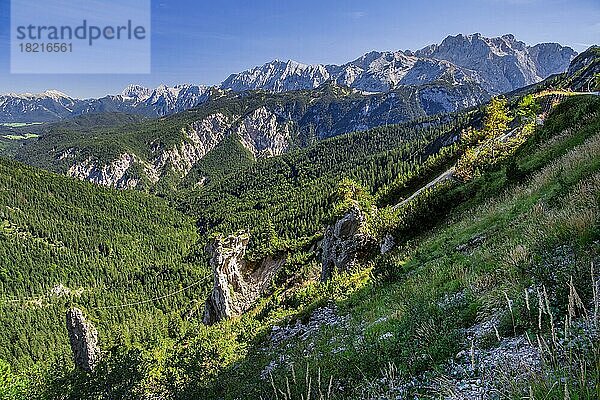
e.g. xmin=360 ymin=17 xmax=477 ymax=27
xmin=5 ymin=38 xmax=592 ymax=192
xmin=0 ymin=33 xmax=576 ymax=123
xmin=0 ymin=85 xmax=211 ymax=123
xmin=12 ymin=83 xmax=486 ymax=189
xmin=222 ymin=34 xmax=575 ymax=94
xmin=2 ymin=43 xmax=599 ymax=400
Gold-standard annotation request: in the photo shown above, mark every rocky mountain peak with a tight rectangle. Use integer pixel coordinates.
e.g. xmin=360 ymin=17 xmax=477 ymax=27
xmin=222 ymin=33 xmax=575 ymax=95
xmin=121 ymin=84 xmax=152 ymax=99
xmin=41 ymin=90 xmax=72 ymax=100
xmin=415 ymin=33 xmax=576 ymax=94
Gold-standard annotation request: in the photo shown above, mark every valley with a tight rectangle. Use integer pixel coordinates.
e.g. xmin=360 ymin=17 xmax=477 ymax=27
xmin=0 ymin=33 xmax=599 ymax=400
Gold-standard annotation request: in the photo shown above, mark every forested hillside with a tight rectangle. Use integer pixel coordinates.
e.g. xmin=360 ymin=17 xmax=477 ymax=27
xmin=0 ymin=48 xmax=598 ymax=400
xmin=0 ymin=159 xmax=207 ymax=372
xmin=13 ymin=83 xmax=486 ymax=191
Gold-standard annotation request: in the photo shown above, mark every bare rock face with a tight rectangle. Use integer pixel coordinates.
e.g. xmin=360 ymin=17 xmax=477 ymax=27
xmin=67 ymin=153 xmax=139 ymax=189
xmin=203 ymin=232 xmax=285 ymax=325
xmin=65 ymin=308 xmax=101 ymax=372
xmin=150 ymin=113 xmax=232 ymax=178
xmin=321 ymin=206 xmax=376 ymax=281
xmin=236 ymin=106 xmax=292 ymax=158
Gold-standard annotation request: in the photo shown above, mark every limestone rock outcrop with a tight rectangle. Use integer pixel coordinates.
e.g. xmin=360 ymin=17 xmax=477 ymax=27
xmin=65 ymin=308 xmax=101 ymax=372
xmin=321 ymin=206 xmax=376 ymax=281
xmin=67 ymin=153 xmax=139 ymax=189
xmin=203 ymin=232 xmax=286 ymax=325
xmin=236 ymin=107 xmax=292 ymax=158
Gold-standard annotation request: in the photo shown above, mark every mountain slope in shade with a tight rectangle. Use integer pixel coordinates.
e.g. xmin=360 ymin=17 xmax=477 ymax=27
xmin=561 ymin=46 xmax=600 ymax=91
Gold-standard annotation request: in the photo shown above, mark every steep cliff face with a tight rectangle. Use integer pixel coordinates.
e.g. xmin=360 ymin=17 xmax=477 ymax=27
xmin=151 ymin=113 xmax=233 ymax=176
xmin=399 ymin=58 xmax=479 ymax=87
xmin=337 ymin=51 xmax=419 ymax=92
xmin=203 ymin=233 xmax=250 ymax=325
xmin=65 ymin=308 xmax=101 ymax=372
xmin=417 ymin=84 xmax=488 ymax=115
xmin=529 ymin=42 xmax=578 ymax=78
xmin=203 ymin=232 xmax=286 ymax=325
xmin=416 ymin=33 xmax=576 ymax=94
xmin=321 ymin=206 xmax=376 ymax=281
xmin=236 ymin=107 xmax=292 ymax=158
xmin=35 ymin=107 xmax=293 ymax=189
xmin=67 ymin=153 xmax=139 ymax=189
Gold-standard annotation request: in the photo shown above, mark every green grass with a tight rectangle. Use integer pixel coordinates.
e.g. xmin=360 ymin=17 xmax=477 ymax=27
xmin=164 ymin=95 xmax=600 ymax=399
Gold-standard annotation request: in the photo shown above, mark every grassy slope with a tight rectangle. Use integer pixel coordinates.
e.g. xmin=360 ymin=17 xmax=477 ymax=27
xmin=182 ymin=95 xmax=600 ymax=399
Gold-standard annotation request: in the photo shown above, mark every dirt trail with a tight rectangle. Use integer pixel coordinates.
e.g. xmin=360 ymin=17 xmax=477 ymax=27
xmin=392 ymin=167 xmax=455 ymax=210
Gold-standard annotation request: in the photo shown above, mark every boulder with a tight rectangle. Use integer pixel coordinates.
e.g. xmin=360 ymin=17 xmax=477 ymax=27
xmin=321 ymin=206 xmax=376 ymax=281
xmin=380 ymin=233 xmax=395 ymax=255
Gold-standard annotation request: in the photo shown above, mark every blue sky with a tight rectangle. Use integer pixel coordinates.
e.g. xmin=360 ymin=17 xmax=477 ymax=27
xmin=0 ymin=0 xmax=598 ymax=98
